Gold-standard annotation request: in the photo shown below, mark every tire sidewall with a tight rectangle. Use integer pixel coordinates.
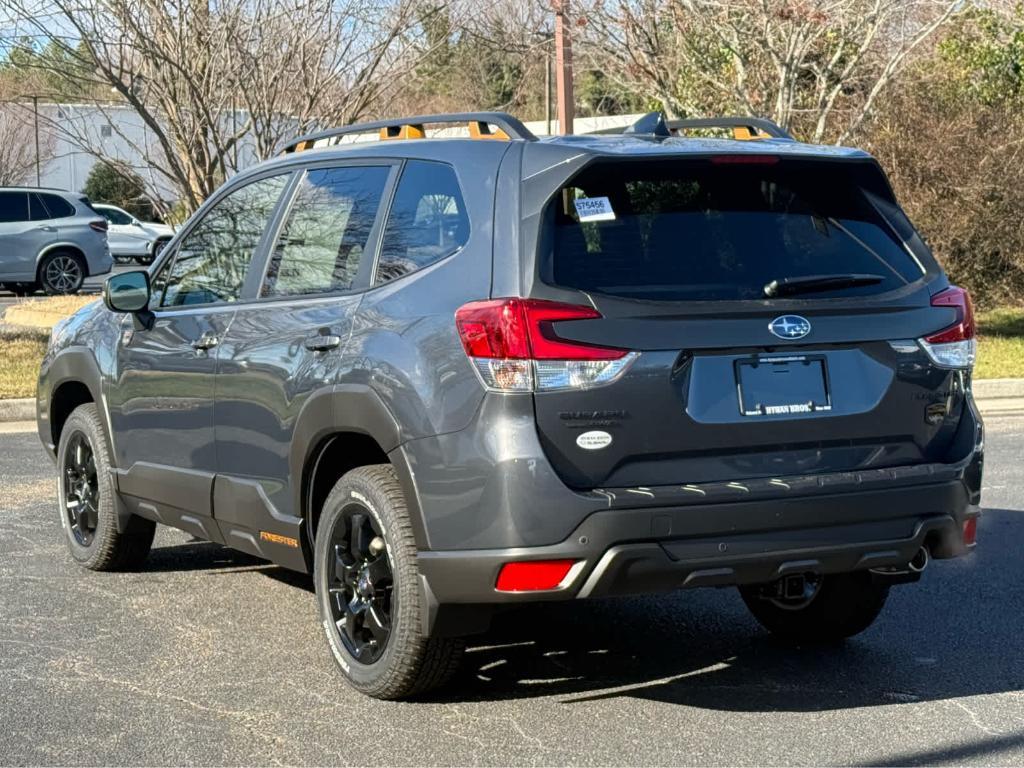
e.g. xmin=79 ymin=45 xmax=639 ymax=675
xmin=40 ymin=251 xmax=85 ymax=295
xmin=314 ymin=472 xmax=416 ymax=693
xmin=57 ymin=408 xmax=117 ymax=567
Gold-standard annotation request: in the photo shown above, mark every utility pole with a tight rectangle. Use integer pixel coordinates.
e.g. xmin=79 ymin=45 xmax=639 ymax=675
xmin=553 ymin=0 xmax=574 ymax=135
xmin=32 ymin=95 xmax=41 ymax=186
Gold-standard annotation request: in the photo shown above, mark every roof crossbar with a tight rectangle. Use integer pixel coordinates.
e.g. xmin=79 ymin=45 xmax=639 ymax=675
xmin=590 ymin=112 xmax=793 ymax=141
xmin=279 ymin=112 xmax=538 ymax=154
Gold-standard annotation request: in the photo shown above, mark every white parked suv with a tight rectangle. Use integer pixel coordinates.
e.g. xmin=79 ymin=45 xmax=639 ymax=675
xmin=92 ymin=204 xmax=174 ymax=265
xmin=0 ymin=188 xmax=112 ymax=295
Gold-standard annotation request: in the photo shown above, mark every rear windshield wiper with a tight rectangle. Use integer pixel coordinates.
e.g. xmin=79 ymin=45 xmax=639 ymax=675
xmin=763 ymin=273 xmax=885 ymax=298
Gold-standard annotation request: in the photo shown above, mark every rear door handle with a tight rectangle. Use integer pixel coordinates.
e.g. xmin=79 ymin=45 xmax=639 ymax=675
xmin=304 ymin=331 xmax=342 ymax=352
xmin=192 ymin=332 xmax=219 ymax=352
xmin=37 ymin=226 xmax=57 ymax=232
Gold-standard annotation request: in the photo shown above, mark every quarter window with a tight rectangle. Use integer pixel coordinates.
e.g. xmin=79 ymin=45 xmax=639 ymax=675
xmin=159 ymin=174 xmax=288 ymax=307
xmin=261 ymin=165 xmax=389 ymax=297
xmin=375 ymin=161 xmax=468 ymax=284
xmin=38 ymin=194 xmax=76 ymax=219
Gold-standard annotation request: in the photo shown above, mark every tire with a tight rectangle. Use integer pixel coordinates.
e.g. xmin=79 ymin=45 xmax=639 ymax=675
xmin=739 ymin=571 xmax=889 ymax=643
xmin=39 ymin=250 xmax=86 ymax=295
xmin=57 ymin=403 xmax=155 ymax=570
xmin=314 ymin=465 xmax=464 ymax=699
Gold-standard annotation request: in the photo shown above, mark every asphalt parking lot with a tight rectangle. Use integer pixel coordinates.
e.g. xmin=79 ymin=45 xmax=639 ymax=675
xmin=0 ymin=416 xmax=1022 ymax=766
xmin=0 ymin=264 xmax=136 ymax=308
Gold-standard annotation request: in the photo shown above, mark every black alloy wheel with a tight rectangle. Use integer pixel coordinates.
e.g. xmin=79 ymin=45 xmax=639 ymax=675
xmin=326 ymin=504 xmax=394 ymax=664
xmin=62 ymin=432 xmax=99 ymax=547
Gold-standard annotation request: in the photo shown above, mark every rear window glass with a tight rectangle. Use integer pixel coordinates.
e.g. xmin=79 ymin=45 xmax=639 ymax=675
xmin=38 ymin=193 xmax=76 ymax=219
xmin=544 ymin=159 xmax=925 ymax=301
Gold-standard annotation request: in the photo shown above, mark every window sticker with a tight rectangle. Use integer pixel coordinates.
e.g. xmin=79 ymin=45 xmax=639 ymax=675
xmin=573 ymin=196 xmax=616 ymax=222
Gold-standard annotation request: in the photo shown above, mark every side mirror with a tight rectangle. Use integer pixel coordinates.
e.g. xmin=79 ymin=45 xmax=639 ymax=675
xmin=104 ymin=270 xmax=154 ymax=329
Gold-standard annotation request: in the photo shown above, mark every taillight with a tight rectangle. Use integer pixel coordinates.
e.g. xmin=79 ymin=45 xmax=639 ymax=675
xmin=963 ymin=516 xmax=978 ymax=547
xmin=919 ymin=286 xmax=976 ymax=369
xmin=495 ymin=560 xmax=578 ymax=592
xmin=89 ymin=219 xmax=108 ymax=233
xmin=455 ymin=298 xmax=637 ymax=392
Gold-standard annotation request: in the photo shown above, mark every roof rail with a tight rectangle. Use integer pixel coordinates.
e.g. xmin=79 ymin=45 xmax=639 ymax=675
xmin=666 ymin=117 xmax=793 ymax=140
xmin=590 ymin=112 xmax=793 ymax=141
xmin=279 ymin=112 xmax=538 ymax=154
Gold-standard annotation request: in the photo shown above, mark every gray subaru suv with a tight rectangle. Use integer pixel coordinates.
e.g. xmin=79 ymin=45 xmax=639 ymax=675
xmin=0 ymin=187 xmax=112 ymax=294
xmin=36 ymin=112 xmax=983 ymax=699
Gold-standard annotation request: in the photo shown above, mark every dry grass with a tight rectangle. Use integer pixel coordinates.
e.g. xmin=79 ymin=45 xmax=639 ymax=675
xmin=975 ymin=308 xmax=1024 ymax=380
xmin=4 ymin=295 xmax=97 ymax=329
xmin=0 ymin=333 xmax=47 ymax=399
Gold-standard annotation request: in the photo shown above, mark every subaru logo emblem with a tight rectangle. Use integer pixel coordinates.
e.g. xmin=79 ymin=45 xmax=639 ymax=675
xmin=768 ymin=315 xmax=811 ymax=340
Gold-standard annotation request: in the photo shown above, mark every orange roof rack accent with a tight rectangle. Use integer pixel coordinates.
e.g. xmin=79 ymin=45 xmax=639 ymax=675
xmin=279 ymin=112 xmax=537 ymax=154
xmin=380 ymin=123 xmax=425 ymax=140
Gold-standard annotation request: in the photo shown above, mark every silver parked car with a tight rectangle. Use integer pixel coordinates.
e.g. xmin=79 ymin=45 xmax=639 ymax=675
xmin=0 ymin=187 xmax=112 ymax=295
xmin=92 ymin=204 xmax=174 ymax=266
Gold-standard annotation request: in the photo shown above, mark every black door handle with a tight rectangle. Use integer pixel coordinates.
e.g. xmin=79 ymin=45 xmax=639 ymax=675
xmin=192 ymin=332 xmax=219 ymax=351
xmin=304 ymin=331 xmax=342 ymax=352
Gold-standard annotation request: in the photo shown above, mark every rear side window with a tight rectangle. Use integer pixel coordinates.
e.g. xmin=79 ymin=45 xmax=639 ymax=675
xmin=29 ymin=194 xmax=50 ymax=221
xmin=262 ymin=165 xmax=389 ymax=297
xmin=375 ymin=161 xmax=468 ymax=284
xmin=158 ymin=174 xmax=288 ymax=307
xmin=545 ymin=159 xmax=925 ymax=302
xmin=0 ymin=192 xmax=28 ymax=223
xmin=38 ymin=194 xmax=76 ymax=219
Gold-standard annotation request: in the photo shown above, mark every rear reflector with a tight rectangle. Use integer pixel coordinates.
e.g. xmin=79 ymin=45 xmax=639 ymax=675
xmin=919 ymin=286 xmax=976 ymax=369
xmin=963 ymin=517 xmax=978 ymax=546
xmin=456 ymin=298 xmax=637 ymax=392
xmin=495 ymin=560 xmax=577 ymax=592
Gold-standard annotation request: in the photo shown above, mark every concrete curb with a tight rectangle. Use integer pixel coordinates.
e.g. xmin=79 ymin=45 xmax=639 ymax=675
xmin=0 ymin=381 xmax=1021 ymax=423
xmin=0 ymin=398 xmax=35 ymax=423
xmin=973 ymin=378 xmax=1024 ymax=416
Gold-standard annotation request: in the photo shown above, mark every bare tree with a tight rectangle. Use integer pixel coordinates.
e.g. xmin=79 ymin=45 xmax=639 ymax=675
xmin=6 ymin=0 xmax=423 ymax=215
xmin=581 ymin=0 xmax=959 ymax=142
xmin=0 ymin=102 xmax=52 ymax=186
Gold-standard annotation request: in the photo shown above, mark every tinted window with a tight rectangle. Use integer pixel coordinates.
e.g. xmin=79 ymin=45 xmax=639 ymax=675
xmin=98 ymin=206 xmax=132 ymax=225
xmin=0 ymin=192 xmax=28 ymax=223
xmin=261 ymin=165 xmax=389 ymax=297
xmin=38 ymin=194 xmax=76 ymax=219
xmin=29 ymin=194 xmax=49 ymax=221
xmin=546 ymin=160 xmax=925 ymax=302
xmin=159 ymin=174 xmax=288 ymax=307
xmin=375 ymin=161 xmax=468 ymax=284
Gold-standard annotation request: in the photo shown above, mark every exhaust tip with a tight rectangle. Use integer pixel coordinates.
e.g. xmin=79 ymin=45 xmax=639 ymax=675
xmin=908 ymin=546 xmax=930 ymax=574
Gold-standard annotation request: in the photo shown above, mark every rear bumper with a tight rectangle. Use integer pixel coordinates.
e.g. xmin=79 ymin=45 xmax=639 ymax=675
xmin=418 ymin=467 xmax=980 ymax=622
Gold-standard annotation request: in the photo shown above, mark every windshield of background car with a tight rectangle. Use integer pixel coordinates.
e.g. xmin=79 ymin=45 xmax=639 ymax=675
xmin=543 ymin=158 xmax=927 ymax=301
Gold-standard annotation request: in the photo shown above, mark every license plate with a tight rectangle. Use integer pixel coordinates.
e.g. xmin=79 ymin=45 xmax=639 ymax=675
xmin=736 ymin=355 xmax=832 ymax=416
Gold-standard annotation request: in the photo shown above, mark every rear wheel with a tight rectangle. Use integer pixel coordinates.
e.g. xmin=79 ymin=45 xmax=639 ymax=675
xmin=57 ymin=404 xmax=155 ymax=570
xmin=739 ymin=571 xmax=889 ymax=643
xmin=39 ymin=251 xmax=85 ymax=295
xmin=314 ymin=465 xmax=463 ymax=699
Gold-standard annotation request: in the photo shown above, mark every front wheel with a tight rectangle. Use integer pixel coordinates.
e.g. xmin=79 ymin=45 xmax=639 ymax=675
xmin=57 ymin=404 xmax=155 ymax=570
xmin=739 ymin=571 xmax=889 ymax=643
xmin=314 ymin=465 xmax=463 ymax=699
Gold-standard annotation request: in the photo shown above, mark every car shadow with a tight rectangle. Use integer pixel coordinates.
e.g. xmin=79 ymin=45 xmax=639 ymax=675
xmin=140 ymin=508 xmax=1024 ymax=715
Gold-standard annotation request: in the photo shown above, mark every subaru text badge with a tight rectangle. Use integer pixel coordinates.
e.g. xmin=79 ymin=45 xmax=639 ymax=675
xmin=768 ymin=315 xmax=811 ymax=340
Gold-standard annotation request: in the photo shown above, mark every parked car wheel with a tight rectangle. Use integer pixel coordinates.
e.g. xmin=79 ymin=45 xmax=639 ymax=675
xmin=314 ymin=465 xmax=464 ymax=699
xmin=57 ymin=403 xmax=156 ymax=570
xmin=39 ymin=250 xmax=86 ymax=295
xmin=739 ymin=571 xmax=889 ymax=643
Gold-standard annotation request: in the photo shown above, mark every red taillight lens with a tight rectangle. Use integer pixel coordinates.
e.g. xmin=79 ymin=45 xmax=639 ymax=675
xmin=455 ymin=298 xmax=626 ymax=361
xmin=89 ymin=219 xmax=109 ymax=233
xmin=495 ymin=560 xmax=577 ymax=592
xmin=963 ymin=517 xmax=978 ymax=546
xmin=925 ymin=286 xmax=975 ymax=344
